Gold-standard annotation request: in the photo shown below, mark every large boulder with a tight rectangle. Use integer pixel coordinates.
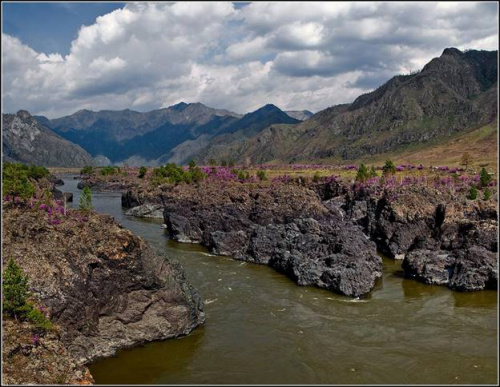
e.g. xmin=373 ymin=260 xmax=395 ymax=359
xmin=125 ymin=203 xmax=163 ymax=218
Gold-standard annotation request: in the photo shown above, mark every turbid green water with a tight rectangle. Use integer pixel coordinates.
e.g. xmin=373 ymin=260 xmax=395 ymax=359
xmin=61 ymin=177 xmax=498 ymax=384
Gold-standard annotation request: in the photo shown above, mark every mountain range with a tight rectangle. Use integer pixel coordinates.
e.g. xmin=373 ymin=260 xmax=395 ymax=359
xmin=2 ymin=47 xmax=497 ymax=167
xmin=34 ymin=103 xmax=304 ymax=166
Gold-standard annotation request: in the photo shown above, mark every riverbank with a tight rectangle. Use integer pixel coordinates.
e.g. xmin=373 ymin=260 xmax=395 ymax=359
xmin=2 ymin=173 xmax=205 ymax=384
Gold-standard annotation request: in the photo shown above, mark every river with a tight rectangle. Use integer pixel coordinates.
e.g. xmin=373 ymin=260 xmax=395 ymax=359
xmin=60 ymin=176 xmax=498 ymax=384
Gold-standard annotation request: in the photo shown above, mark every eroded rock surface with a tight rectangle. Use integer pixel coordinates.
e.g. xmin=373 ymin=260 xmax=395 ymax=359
xmin=2 ymin=204 xmax=205 ymax=365
xmin=161 ymin=182 xmax=382 ymax=297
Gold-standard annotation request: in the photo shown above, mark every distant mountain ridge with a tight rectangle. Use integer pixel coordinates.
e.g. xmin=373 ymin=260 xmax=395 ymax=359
xmin=2 ymin=110 xmax=94 ymax=167
xmin=192 ymin=47 xmax=497 ymax=165
xmin=39 ymin=102 xmax=300 ymax=165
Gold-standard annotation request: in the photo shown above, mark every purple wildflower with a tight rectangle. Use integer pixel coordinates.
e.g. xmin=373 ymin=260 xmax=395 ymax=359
xmin=32 ymin=334 xmax=40 ymax=347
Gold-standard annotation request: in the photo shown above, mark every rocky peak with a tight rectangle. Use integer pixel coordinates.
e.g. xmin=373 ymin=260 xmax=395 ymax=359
xmin=441 ymin=47 xmax=463 ymax=58
xmin=258 ymin=104 xmax=282 ymax=113
xmin=16 ymin=110 xmax=32 ymax=120
xmin=171 ymin=102 xmax=189 ymax=111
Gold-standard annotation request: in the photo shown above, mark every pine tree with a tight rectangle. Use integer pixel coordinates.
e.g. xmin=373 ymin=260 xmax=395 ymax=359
xmin=3 ymin=258 xmax=30 ymax=318
xmin=479 ymin=167 xmax=491 ymax=188
xmin=467 ymin=185 xmax=478 ymax=200
xmin=356 ymin=164 xmax=369 ymax=182
xmin=382 ymin=160 xmax=396 ymax=176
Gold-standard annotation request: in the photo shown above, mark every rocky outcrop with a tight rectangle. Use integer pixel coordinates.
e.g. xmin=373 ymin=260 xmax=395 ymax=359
xmin=125 ymin=204 xmax=163 ymax=218
xmin=161 ymin=182 xmax=382 ymax=297
xmin=246 ymin=219 xmax=381 ymax=297
xmin=2 ymin=203 xmax=205 ymax=365
xmin=51 ymin=188 xmax=73 ymax=203
xmin=2 ymin=110 xmax=94 ymax=167
xmin=403 ymin=247 xmax=497 ymax=291
xmin=336 ymin=184 xmax=498 ymax=291
xmin=161 ymin=178 xmax=497 ymax=294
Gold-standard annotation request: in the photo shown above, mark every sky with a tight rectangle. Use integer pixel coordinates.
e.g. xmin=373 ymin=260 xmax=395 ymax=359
xmin=2 ymin=1 xmax=498 ymax=118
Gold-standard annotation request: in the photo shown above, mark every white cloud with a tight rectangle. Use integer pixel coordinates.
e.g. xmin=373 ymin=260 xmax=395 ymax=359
xmin=2 ymin=2 xmax=498 ymax=118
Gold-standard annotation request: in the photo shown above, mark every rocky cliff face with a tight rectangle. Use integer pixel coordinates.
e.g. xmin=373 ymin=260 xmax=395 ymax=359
xmin=2 ymin=110 xmax=94 ymax=167
xmin=2 ymin=202 xmax=205 ymax=365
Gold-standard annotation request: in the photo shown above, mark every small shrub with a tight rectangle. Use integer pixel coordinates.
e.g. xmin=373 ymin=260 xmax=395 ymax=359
xmin=312 ymin=172 xmax=321 ymax=182
xmin=483 ymin=188 xmax=491 ymax=201
xmin=80 ymin=166 xmax=94 ymax=175
xmin=467 ymin=185 xmax=478 ymax=200
xmin=26 ymin=307 xmax=53 ymax=331
xmin=190 ymin=166 xmax=205 ymax=183
xmin=209 ymin=159 xmax=217 ymax=167
xmin=2 ymin=162 xmax=40 ymax=199
xmin=100 ymin=166 xmax=118 ymax=176
xmin=27 ymin=165 xmax=50 ymax=179
xmin=257 ymin=170 xmax=267 ymax=181
xmin=356 ymin=164 xmax=369 ymax=182
xmin=236 ymin=170 xmax=250 ymax=181
xmin=79 ymin=186 xmax=93 ymax=212
xmin=460 ymin=152 xmax=472 ymax=170
xmin=2 ymin=258 xmax=53 ymax=331
xmin=369 ymin=165 xmax=378 ymax=178
xmin=138 ymin=166 xmax=147 ymax=178
xmin=220 ymin=160 xmax=228 ymax=167
xmin=152 ymin=162 xmax=205 ymax=185
xmin=382 ymin=160 xmax=396 ymax=176
xmin=479 ymin=167 xmax=492 ymax=188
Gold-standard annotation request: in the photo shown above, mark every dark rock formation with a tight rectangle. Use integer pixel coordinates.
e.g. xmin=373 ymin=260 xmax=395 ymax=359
xmin=121 ymin=189 xmax=143 ymax=208
xmin=161 ymin=183 xmax=382 ymax=297
xmin=161 ymin=179 xmax=497 ymax=294
xmin=336 ymin=184 xmax=498 ymax=291
xmin=48 ymin=176 xmax=64 ymax=186
xmin=253 ymin=219 xmax=381 ymax=297
xmin=64 ymin=192 xmax=73 ymax=203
